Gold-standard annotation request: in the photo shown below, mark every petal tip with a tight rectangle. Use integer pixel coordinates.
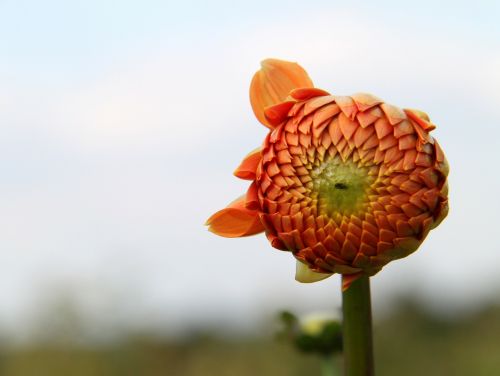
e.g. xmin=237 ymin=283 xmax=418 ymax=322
xmin=295 ymin=260 xmax=333 ymax=283
xmin=205 ymin=197 xmax=265 ymax=238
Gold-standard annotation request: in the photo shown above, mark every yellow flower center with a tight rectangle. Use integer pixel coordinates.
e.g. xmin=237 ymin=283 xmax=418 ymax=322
xmin=311 ymin=158 xmax=376 ymax=218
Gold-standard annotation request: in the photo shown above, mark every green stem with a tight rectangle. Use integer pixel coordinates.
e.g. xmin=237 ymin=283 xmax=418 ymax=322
xmin=341 ymin=275 xmax=374 ymax=376
xmin=321 ymin=355 xmax=338 ymax=376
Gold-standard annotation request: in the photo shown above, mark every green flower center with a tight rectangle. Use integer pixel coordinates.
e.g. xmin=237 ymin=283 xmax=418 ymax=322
xmin=311 ymin=158 xmax=375 ymax=217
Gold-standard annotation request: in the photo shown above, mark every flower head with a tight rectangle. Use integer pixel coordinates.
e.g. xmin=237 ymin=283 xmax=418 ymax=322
xmin=206 ymin=59 xmax=449 ymax=290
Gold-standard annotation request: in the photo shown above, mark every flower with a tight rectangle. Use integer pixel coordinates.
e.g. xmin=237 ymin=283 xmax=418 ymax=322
xmin=206 ymin=59 xmax=449 ymax=290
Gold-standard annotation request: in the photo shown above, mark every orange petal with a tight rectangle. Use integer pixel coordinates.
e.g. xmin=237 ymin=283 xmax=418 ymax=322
xmin=250 ymin=59 xmax=313 ymax=129
xmin=245 ymin=181 xmax=260 ymax=210
xmin=404 ymin=109 xmax=436 ymax=131
xmin=234 ymin=147 xmax=262 ymax=180
xmin=206 ymin=196 xmax=264 ymax=238
xmin=380 ymin=103 xmax=406 ymax=125
xmin=290 ymin=87 xmax=330 ymax=100
xmin=264 ymin=101 xmax=296 ymax=127
xmin=351 ymin=92 xmax=383 ymax=112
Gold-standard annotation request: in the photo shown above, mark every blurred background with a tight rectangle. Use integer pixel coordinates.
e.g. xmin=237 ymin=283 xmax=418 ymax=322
xmin=1 ymin=0 xmax=499 ymax=374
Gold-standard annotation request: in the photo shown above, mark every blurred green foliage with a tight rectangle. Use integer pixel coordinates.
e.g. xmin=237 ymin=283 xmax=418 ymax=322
xmin=277 ymin=311 xmax=342 ymax=356
xmin=1 ymin=300 xmax=500 ymax=375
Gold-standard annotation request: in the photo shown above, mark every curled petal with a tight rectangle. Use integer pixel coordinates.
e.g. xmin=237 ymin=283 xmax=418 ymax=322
xmin=405 ymin=109 xmax=436 ymax=131
xmin=295 ymin=260 xmax=333 ymax=283
xmin=234 ymin=147 xmax=262 ymax=180
xmin=250 ymin=59 xmax=313 ymax=129
xmin=264 ymin=101 xmax=296 ymax=127
xmin=245 ymin=181 xmax=260 ymax=210
xmin=290 ymin=87 xmax=330 ymax=100
xmin=206 ymin=196 xmax=264 ymax=238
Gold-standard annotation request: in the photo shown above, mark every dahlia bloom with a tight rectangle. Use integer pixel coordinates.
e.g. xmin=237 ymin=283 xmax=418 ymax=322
xmin=206 ymin=59 xmax=448 ymax=290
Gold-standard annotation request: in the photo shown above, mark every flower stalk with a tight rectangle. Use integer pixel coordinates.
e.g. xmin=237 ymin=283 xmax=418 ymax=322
xmin=342 ymin=275 xmax=374 ymax=376
xmin=321 ymin=355 xmax=339 ymax=376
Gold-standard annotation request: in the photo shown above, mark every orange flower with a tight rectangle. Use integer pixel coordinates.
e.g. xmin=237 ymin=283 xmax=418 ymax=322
xmin=206 ymin=59 xmax=449 ymax=290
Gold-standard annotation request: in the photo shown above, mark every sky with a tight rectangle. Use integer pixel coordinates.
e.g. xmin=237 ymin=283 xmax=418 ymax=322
xmin=0 ymin=0 xmax=499 ymax=340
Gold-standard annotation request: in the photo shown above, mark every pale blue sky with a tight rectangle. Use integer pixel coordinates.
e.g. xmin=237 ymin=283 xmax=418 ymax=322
xmin=0 ymin=0 xmax=499 ymax=339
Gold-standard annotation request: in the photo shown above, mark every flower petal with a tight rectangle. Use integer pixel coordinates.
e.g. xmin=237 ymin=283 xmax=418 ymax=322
xmin=264 ymin=101 xmax=296 ymax=127
xmin=245 ymin=181 xmax=260 ymax=210
xmin=404 ymin=109 xmax=436 ymax=131
xmin=206 ymin=196 xmax=265 ymax=238
xmin=295 ymin=260 xmax=333 ymax=283
xmin=250 ymin=59 xmax=313 ymax=129
xmin=351 ymin=92 xmax=383 ymax=112
xmin=290 ymin=87 xmax=330 ymax=100
xmin=234 ymin=147 xmax=262 ymax=180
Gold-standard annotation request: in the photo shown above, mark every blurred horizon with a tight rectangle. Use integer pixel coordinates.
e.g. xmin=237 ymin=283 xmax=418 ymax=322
xmin=1 ymin=0 xmax=499 ymax=360
xmin=2 ymin=296 xmax=500 ymax=375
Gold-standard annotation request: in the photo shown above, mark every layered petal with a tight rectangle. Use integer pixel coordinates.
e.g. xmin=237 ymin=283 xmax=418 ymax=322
xmin=254 ymin=88 xmax=449 ymax=287
xmin=206 ymin=196 xmax=265 ymax=237
xmin=250 ymin=59 xmax=313 ymax=129
xmin=208 ymin=58 xmax=449 ymax=290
